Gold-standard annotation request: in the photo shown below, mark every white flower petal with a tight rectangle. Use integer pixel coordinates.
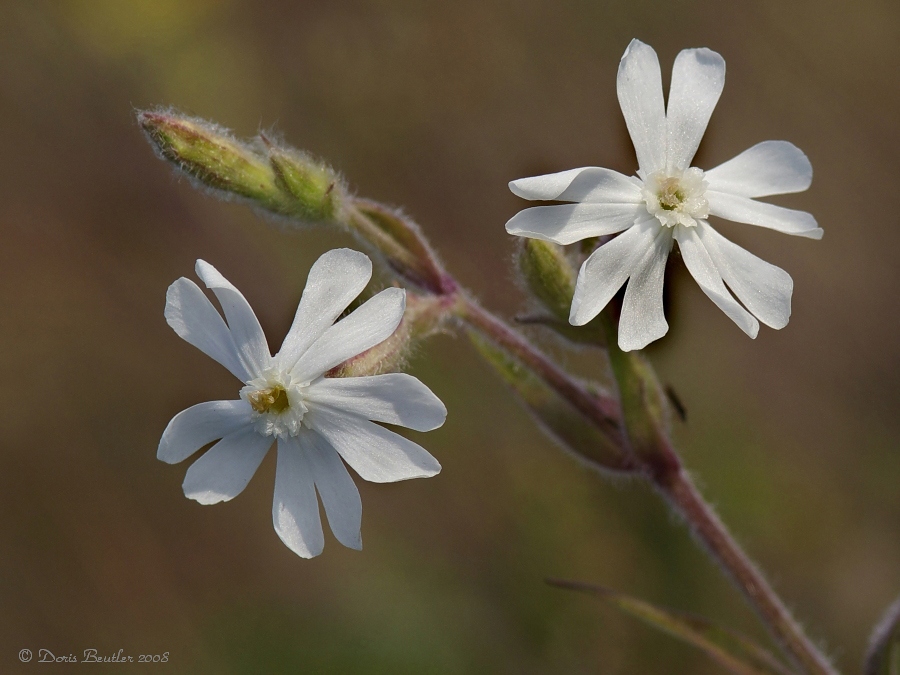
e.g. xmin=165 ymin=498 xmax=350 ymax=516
xmin=195 ymin=260 xmax=270 ymax=378
xmin=705 ymin=141 xmax=812 ymax=198
xmin=505 ymin=203 xmax=643 ymax=245
xmin=165 ymin=277 xmax=249 ymax=381
xmin=182 ymin=426 xmax=272 ymax=505
xmin=158 ymin=400 xmax=252 ymax=464
xmin=569 ymin=220 xmax=659 ymax=326
xmin=707 ymin=190 xmax=823 ymax=239
xmin=697 ymin=222 xmax=793 ymax=329
xmin=666 ymin=48 xmax=726 ymax=172
xmin=307 ymin=373 xmax=447 ymax=432
xmin=306 ymin=433 xmax=362 ymax=551
xmin=674 ymin=226 xmax=759 ymax=337
xmin=509 ymin=167 xmax=643 ymax=203
xmin=307 ymin=408 xmax=441 ymax=483
xmin=618 ymin=228 xmax=673 ymax=351
xmin=273 ymin=436 xmax=324 ymax=558
xmin=291 ymin=288 xmax=406 ymax=383
xmin=617 ymin=39 xmax=667 ymax=177
xmin=276 ymin=249 xmax=373 ymax=371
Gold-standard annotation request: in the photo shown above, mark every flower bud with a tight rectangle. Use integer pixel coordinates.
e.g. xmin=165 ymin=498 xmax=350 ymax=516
xmin=517 ymin=239 xmax=605 ymax=345
xmin=138 ymin=110 xmax=341 ymax=221
xmin=266 ymin=143 xmax=342 ymax=221
xmin=139 ymin=111 xmax=290 ymax=212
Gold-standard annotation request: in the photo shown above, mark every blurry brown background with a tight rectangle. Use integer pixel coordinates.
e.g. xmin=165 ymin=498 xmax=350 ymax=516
xmin=1 ymin=0 xmax=897 ymax=673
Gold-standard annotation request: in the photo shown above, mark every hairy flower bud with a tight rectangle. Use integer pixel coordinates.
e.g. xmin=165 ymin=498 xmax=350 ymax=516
xmin=266 ymin=142 xmax=341 ymax=221
xmin=138 ymin=110 xmax=341 ymax=221
xmin=139 ymin=111 xmax=285 ymax=206
xmin=517 ymin=239 xmax=606 ymax=345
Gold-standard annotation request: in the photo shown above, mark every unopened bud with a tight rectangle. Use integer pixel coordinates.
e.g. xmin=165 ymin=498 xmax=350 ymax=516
xmin=139 ymin=110 xmax=290 ymax=211
xmin=266 ymin=143 xmax=342 ymax=221
xmin=138 ymin=110 xmax=342 ymax=222
xmin=518 ymin=239 xmax=605 ymax=345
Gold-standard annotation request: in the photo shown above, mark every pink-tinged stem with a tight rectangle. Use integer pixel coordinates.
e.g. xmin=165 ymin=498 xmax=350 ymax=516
xmin=657 ymin=467 xmax=839 ymax=675
xmin=457 ymin=295 xmax=626 ymax=454
xmin=459 ymin=292 xmax=837 ymax=675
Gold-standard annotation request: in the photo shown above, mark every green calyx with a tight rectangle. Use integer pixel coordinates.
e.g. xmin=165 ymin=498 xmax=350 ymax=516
xmin=517 ymin=239 xmax=606 ymax=346
xmin=138 ymin=110 xmax=341 ymax=221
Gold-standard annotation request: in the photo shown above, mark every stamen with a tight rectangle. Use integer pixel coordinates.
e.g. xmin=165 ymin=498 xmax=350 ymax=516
xmin=658 ymin=178 xmax=684 ymax=211
xmin=247 ymin=386 xmax=291 ymax=414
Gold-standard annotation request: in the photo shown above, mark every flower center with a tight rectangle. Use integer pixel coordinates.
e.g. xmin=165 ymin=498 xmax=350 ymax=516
xmin=240 ymin=369 xmax=310 ymax=439
xmin=642 ymin=168 xmax=709 ymax=228
xmin=657 ymin=178 xmax=686 ymax=211
xmin=246 ymin=385 xmax=291 ymax=414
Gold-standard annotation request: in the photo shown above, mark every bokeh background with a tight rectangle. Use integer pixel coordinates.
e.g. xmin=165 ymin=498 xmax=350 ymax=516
xmin=1 ymin=0 xmax=897 ymax=673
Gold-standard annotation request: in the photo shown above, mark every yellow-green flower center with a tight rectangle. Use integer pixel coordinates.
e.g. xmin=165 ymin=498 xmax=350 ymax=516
xmin=246 ymin=385 xmax=291 ymax=414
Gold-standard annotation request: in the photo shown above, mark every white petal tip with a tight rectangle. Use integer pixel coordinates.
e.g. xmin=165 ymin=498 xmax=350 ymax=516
xmin=156 ymin=445 xmax=180 ymax=464
xmin=275 ymin=527 xmax=324 ymax=559
xmin=184 ymin=490 xmax=228 ymax=505
xmin=618 ymin=327 xmax=668 ymax=352
xmin=568 ymin=305 xmax=594 ymax=327
xmin=623 ymin=38 xmax=649 ymax=56
xmin=194 ymin=259 xmax=214 ymax=276
xmin=684 ymin=46 xmax=725 ymax=66
xmin=803 ymin=228 xmax=824 ymax=240
xmin=287 ymin=546 xmax=322 ymax=559
xmin=404 ymin=462 xmax=441 ymax=481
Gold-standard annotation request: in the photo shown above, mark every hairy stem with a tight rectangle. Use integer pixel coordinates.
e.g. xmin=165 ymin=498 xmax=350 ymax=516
xmin=457 ymin=295 xmax=626 ymax=452
xmin=463 ymin=290 xmax=837 ymax=673
xmin=659 ymin=467 xmax=838 ymax=675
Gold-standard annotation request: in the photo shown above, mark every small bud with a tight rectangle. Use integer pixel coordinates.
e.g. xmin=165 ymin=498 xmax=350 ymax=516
xmin=518 ymin=239 xmax=605 ymax=345
xmin=328 ymin=292 xmax=452 ymax=378
xmin=138 ymin=110 xmax=291 ymax=212
xmin=266 ymin=142 xmax=342 ymax=221
xmin=519 ymin=239 xmax=575 ymax=321
xmin=139 ymin=110 xmax=343 ymax=222
xmin=348 ymin=201 xmax=449 ymax=295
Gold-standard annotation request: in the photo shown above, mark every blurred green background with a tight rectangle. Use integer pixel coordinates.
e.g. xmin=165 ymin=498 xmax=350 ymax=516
xmin=1 ymin=0 xmax=897 ymax=673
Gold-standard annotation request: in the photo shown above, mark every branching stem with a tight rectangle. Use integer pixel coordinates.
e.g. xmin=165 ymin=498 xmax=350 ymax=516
xmin=453 ymin=267 xmax=837 ymax=675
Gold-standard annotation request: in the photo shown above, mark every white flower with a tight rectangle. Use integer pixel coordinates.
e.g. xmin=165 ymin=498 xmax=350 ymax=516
xmin=506 ymin=39 xmax=822 ymax=351
xmin=158 ymin=248 xmax=446 ymax=558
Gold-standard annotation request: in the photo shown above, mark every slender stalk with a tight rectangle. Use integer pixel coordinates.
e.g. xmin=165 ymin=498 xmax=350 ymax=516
xmin=659 ymin=467 xmax=839 ymax=675
xmin=457 ymin=295 xmax=626 ymax=451
xmin=460 ymin=291 xmax=837 ymax=675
